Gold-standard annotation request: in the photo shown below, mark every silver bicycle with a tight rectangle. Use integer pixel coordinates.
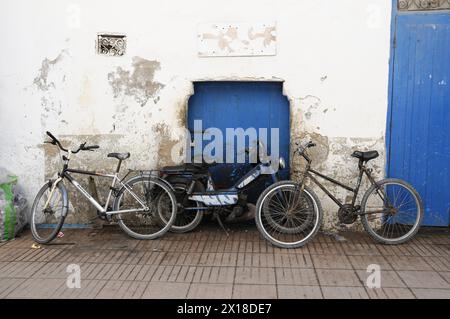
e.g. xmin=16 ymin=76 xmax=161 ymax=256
xmin=31 ymin=131 xmax=177 ymax=244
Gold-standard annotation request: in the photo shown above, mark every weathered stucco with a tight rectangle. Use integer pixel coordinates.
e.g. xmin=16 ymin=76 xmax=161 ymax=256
xmin=108 ymin=57 xmax=164 ymax=106
xmin=0 ymin=0 xmax=392 ymax=230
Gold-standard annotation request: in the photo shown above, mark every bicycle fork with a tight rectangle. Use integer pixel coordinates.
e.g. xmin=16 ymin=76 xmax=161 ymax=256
xmin=42 ymin=176 xmax=64 ymax=211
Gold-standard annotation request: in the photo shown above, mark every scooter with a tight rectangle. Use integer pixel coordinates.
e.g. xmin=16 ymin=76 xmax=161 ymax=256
xmin=160 ymin=142 xmax=286 ymax=234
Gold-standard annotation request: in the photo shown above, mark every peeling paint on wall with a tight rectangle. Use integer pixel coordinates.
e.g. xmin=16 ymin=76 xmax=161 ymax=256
xmin=152 ymin=123 xmax=182 ymax=167
xmin=33 ymin=50 xmax=69 ymax=91
xmin=33 ymin=50 xmax=71 ymax=129
xmin=108 ymin=57 xmax=164 ymax=106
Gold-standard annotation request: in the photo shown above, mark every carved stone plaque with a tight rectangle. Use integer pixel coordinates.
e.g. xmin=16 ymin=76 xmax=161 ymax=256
xmin=197 ymin=22 xmax=277 ymax=57
xmin=398 ymin=0 xmax=450 ymax=11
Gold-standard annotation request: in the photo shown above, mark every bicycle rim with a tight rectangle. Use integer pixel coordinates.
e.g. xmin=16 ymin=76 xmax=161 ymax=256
xmin=362 ymin=181 xmax=421 ymax=243
xmin=258 ymin=185 xmax=320 ymax=246
xmin=116 ymin=178 xmax=176 ymax=238
xmin=31 ymin=183 xmax=66 ymax=243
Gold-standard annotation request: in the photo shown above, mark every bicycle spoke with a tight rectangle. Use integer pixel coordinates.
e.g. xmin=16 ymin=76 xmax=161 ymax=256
xmin=362 ymin=181 xmax=421 ymax=243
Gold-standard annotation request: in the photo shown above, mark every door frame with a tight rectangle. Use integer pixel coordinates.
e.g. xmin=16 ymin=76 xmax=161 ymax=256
xmin=385 ymin=0 xmax=397 ymax=175
xmin=186 ymin=79 xmax=293 ymax=166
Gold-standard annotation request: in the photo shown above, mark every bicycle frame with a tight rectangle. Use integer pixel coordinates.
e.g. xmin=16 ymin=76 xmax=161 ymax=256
xmin=300 ymin=155 xmax=379 ymax=214
xmin=44 ymin=151 xmax=149 ymax=215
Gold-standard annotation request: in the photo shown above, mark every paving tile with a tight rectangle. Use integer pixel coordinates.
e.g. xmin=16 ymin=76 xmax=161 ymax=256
xmin=132 ymin=265 xmax=158 ymax=281
xmin=277 ymin=285 xmax=323 ymax=299
xmin=388 ymin=256 xmax=434 ymax=271
xmin=273 ymin=253 xmax=313 ymax=268
xmin=233 ymin=284 xmax=277 ymax=299
xmin=160 ymin=252 xmax=201 ymax=266
xmin=0 ymin=278 xmax=27 ymax=298
xmin=32 ymin=262 xmax=71 ymax=279
xmin=198 ymin=253 xmax=237 ymax=267
xmin=347 ymin=255 xmax=392 ymax=270
xmin=339 ymin=243 xmax=381 ymax=256
xmin=355 ymin=270 xmax=406 ymax=288
xmin=111 ymin=264 xmax=139 ymax=280
xmin=275 ymin=268 xmax=318 ymax=286
xmin=142 ymin=282 xmax=190 ymax=299
xmin=412 ymin=288 xmax=450 ymax=299
xmin=311 ymin=254 xmax=352 ymax=269
xmin=365 ymin=288 xmax=415 ymax=299
xmin=5 ymin=278 xmax=65 ymax=298
xmin=0 ymin=261 xmax=46 ymax=278
xmin=316 ymin=269 xmax=362 ymax=287
xmin=137 ymin=251 xmax=167 ymax=265
xmin=151 ymin=265 xmax=198 ymax=283
xmin=54 ymin=279 xmax=107 ymax=299
xmin=321 ymin=287 xmax=369 ymax=299
xmin=439 ymin=272 xmax=450 ymax=284
xmin=192 ymin=267 xmax=235 ymax=284
xmin=397 ymin=271 xmax=450 ymax=289
xmin=376 ymin=245 xmax=415 ymax=257
xmin=423 ymin=256 xmax=450 ymax=272
xmin=237 ymin=253 xmax=275 ymax=267
xmin=235 ymin=267 xmax=276 ymax=285
xmin=308 ymin=242 xmax=345 ymax=255
xmin=96 ymin=280 xmax=148 ymax=299
xmin=187 ymin=283 xmax=233 ymax=299
xmin=409 ymin=244 xmax=447 ymax=257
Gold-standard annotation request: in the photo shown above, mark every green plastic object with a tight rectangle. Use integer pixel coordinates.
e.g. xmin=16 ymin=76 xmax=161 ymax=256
xmin=0 ymin=175 xmax=18 ymax=241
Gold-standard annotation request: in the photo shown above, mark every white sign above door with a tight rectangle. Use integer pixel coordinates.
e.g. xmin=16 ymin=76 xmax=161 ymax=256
xmin=197 ymin=22 xmax=277 ymax=57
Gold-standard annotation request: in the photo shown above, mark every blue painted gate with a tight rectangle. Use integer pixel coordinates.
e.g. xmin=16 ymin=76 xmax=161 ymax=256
xmin=188 ymin=81 xmax=290 ymax=203
xmin=388 ymin=10 xmax=450 ymax=226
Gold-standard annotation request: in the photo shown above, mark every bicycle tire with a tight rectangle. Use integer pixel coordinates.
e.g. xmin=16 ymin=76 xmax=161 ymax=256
xmin=360 ymin=178 xmax=423 ymax=245
xmin=30 ymin=181 xmax=69 ymax=244
xmin=255 ymin=181 xmax=323 ymax=249
xmin=113 ymin=175 xmax=177 ymax=240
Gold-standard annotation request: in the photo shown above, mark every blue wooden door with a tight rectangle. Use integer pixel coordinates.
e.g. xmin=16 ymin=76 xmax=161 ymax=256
xmin=388 ymin=12 xmax=450 ymax=226
xmin=188 ymin=81 xmax=290 ymax=203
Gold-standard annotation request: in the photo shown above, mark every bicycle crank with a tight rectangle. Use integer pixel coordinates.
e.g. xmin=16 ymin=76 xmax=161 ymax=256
xmin=338 ymin=204 xmax=360 ymax=225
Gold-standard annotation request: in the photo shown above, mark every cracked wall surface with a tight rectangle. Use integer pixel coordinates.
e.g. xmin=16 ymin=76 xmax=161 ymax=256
xmin=0 ymin=0 xmax=392 ymax=229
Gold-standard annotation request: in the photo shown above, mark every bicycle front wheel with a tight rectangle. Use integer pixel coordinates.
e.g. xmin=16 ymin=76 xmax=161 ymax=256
xmin=114 ymin=176 xmax=177 ymax=240
xmin=31 ymin=180 xmax=69 ymax=244
xmin=361 ymin=178 xmax=423 ymax=245
xmin=256 ymin=181 xmax=323 ymax=249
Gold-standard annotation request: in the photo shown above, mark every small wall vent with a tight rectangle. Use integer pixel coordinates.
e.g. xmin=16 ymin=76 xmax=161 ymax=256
xmin=97 ymin=33 xmax=126 ymax=56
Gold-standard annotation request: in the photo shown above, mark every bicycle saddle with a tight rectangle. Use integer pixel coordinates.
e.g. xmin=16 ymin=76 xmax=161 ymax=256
xmin=351 ymin=150 xmax=379 ymax=162
xmin=107 ymin=152 xmax=130 ymax=160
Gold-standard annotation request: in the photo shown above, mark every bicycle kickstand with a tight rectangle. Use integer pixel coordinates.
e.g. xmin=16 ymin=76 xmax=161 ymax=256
xmin=213 ymin=212 xmax=229 ymax=237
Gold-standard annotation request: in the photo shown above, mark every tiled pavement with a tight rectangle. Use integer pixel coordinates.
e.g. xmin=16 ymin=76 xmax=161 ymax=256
xmin=0 ymin=224 xmax=450 ymax=299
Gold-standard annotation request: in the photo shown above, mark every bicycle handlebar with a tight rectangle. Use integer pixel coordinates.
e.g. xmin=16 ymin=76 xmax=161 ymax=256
xmin=294 ymin=140 xmax=316 ymax=156
xmin=45 ymin=131 xmax=99 ymax=154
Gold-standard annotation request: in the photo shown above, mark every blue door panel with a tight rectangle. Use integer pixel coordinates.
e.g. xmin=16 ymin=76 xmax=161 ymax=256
xmin=188 ymin=82 xmax=290 ymax=202
xmin=389 ymin=13 xmax=450 ymax=226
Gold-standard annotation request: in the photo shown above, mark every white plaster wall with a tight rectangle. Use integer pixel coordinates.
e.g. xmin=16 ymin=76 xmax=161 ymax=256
xmin=0 ymin=0 xmax=392 ymax=227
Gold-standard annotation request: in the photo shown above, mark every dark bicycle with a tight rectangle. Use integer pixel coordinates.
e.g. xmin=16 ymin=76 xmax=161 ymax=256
xmin=256 ymin=140 xmax=423 ymax=248
xmin=30 ymin=132 xmax=177 ymax=244
xmin=160 ymin=141 xmax=323 ymax=244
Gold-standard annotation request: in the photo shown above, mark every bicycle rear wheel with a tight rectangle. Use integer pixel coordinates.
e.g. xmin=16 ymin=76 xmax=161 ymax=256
xmin=361 ymin=178 xmax=423 ymax=245
xmin=31 ymin=181 xmax=68 ymax=244
xmin=113 ymin=176 xmax=177 ymax=240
